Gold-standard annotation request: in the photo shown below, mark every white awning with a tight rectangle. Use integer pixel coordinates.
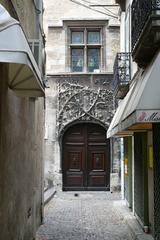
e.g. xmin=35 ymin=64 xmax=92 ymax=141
xmin=0 ymin=4 xmax=44 ymax=97
xmin=107 ymin=81 xmax=136 ymax=137
xmin=107 ymin=50 xmax=160 ymax=138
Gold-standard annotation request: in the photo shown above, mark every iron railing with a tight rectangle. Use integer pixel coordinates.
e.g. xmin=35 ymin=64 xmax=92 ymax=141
xmin=132 ymin=0 xmax=160 ymax=50
xmin=112 ymin=52 xmax=130 ymax=91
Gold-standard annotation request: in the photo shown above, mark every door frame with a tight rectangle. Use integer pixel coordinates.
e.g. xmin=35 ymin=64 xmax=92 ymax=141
xmin=60 ymin=121 xmax=110 ymax=191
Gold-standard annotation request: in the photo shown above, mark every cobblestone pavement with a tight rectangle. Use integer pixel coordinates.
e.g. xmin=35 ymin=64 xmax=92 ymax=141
xmin=36 ymin=191 xmax=133 ymax=240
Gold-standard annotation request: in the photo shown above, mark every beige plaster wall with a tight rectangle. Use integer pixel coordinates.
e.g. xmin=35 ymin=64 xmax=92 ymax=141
xmin=0 ymin=1 xmax=45 ymax=239
xmin=13 ymin=0 xmax=37 ymax=38
xmin=0 ymin=64 xmax=44 ymax=240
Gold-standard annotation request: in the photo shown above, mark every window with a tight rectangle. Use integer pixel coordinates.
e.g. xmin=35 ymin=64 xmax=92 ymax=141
xmin=88 ymin=48 xmax=100 ymax=72
xmin=69 ymin=28 xmax=102 ymax=72
xmin=71 ymin=31 xmax=84 ymax=44
xmin=88 ymin=31 xmax=100 ymax=44
xmin=71 ymin=48 xmax=84 ymax=72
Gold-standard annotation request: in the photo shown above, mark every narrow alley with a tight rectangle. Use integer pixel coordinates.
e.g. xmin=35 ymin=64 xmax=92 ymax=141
xmin=2 ymin=0 xmax=160 ymax=239
xmin=36 ymin=192 xmax=133 ymax=240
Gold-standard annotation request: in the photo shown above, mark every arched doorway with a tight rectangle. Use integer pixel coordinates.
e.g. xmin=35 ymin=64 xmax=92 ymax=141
xmin=62 ymin=123 xmax=110 ymax=191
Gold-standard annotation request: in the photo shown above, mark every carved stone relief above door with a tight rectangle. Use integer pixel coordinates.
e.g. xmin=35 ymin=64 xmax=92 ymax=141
xmin=56 ymin=75 xmax=114 ymax=136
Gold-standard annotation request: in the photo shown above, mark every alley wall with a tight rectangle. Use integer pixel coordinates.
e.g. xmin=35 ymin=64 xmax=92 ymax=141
xmin=0 ymin=1 xmax=45 ymax=239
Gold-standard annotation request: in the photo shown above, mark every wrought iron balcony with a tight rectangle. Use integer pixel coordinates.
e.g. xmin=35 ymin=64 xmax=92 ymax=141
xmin=132 ymin=0 xmax=160 ymax=67
xmin=112 ymin=53 xmax=130 ymax=99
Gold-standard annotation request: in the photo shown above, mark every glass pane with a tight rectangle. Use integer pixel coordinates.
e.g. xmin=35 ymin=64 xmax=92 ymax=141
xmin=71 ymin=31 xmax=84 ymax=44
xmin=88 ymin=31 xmax=100 ymax=44
xmin=88 ymin=48 xmax=100 ymax=72
xmin=34 ymin=45 xmax=39 ymax=65
xmin=71 ymin=48 xmax=84 ymax=72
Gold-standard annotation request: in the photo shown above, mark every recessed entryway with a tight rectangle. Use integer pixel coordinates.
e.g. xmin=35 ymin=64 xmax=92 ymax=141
xmin=62 ymin=123 xmax=110 ymax=191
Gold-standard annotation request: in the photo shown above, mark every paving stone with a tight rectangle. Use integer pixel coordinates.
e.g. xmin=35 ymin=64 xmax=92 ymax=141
xmin=36 ymin=191 xmax=133 ymax=240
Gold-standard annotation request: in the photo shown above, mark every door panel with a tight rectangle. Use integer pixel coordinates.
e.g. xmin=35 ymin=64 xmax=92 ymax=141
xmin=64 ymin=146 xmax=85 ymax=188
xmin=63 ymin=123 xmax=110 ymax=190
xmin=88 ymin=148 xmax=107 ymax=189
xmin=92 ymin=152 xmax=105 ymax=171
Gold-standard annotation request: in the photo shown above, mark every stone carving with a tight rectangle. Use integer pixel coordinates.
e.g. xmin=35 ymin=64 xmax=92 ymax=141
xmin=57 ymin=77 xmax=114 ymax=135
xmin=93 ymin=75 xmax=113 ymax=86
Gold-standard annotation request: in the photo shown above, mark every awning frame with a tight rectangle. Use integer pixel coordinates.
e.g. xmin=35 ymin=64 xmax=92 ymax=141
xmin=0 ymin=4 xmax=45 ymax=97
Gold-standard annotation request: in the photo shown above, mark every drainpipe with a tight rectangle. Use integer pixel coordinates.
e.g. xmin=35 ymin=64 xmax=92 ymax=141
xmin=36 ymin=0 xmax=40 ymax=39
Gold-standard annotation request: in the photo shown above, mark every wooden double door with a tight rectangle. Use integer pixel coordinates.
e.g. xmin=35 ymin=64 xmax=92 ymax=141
xmin=62 ymin=123 xmax=110 ymax=191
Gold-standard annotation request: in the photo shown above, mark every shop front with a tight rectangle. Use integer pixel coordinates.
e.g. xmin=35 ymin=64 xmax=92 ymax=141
xmin=107 ymin=51 xmax=160 ymax=236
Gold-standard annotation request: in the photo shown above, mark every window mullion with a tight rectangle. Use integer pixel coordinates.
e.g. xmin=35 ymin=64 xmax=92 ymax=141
xmin=68 ymin=29 xmax=71 ymax=72
xmin=84 ymin=28 xmax=87 ymax=72
xmin=100 ymin=46 xmax=103 ymax=72
xmin=69 ymin=46 xmax=71 ymax=72
xmin=100 ymin=28 xmax=103 ymax=72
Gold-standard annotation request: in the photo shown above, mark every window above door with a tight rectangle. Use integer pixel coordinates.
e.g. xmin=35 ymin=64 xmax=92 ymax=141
xmin=69 ymin=27 xmax=103 ymax=73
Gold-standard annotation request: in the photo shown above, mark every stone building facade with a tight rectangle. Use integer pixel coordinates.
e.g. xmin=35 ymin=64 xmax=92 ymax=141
xmin=0 ymin=1 xmax=45 ymax=240
xmin=44 ymin=0 xmax=120 ymax=191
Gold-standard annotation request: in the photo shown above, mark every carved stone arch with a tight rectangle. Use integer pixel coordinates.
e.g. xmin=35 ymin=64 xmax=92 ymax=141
xmin=57 ymin=75 xmax=114 ymax=173
xmin=58 ymin=119 xmax=109 ymax=172
xmin=58 ymin=118 xmax=108 ymax=142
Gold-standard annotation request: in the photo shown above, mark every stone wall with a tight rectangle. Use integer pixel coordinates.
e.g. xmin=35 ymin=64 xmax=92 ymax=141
xmin=44 ymin=0 xmax=120 ymax=74
xmin=44 ymin=74 xmax=118 ymax=189
xmin=45 ymin=24 xmax=119 ymax=74
xmin=43 ymin=0 xmax=121 ymax=190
